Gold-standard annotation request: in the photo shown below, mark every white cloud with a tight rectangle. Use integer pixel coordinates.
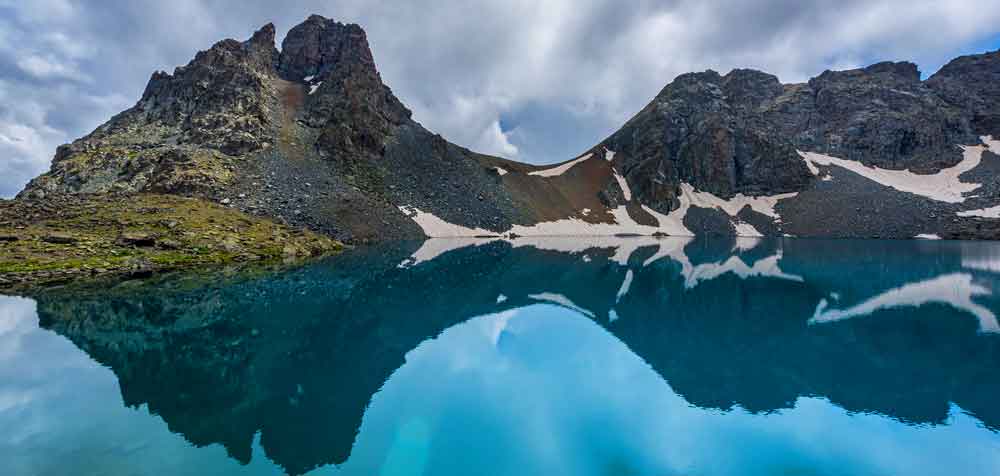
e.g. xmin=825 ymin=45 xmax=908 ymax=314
xmin=41 ymin=32 xmax=97 ymax=60
xmin=16 ymin=55 xmax=89 ymax=82
xmin=476 ymin=120 xmax=519 ymax=158
xmin=0 ymin=120 xmax=63 ymax=197
xmin=0 ymin=78 xmax=131 ymax=197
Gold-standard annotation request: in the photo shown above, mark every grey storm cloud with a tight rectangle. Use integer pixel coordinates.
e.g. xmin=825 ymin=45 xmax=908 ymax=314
xmin=0 ymin=0 xmax=998 ymax=197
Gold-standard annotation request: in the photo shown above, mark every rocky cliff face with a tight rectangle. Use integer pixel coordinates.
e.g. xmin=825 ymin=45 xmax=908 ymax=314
xmin=602 ymin=69 xmax=813 ymax=209
xmin=16 ymin=16 xmax=1000 ymax=241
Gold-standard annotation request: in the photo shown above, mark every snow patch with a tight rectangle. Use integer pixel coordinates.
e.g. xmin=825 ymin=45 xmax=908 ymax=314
xmin=957 ymin=205 xmax=1000 ymax=218
xmin=914 ymin=234 xmax=942 ymax=240
xmin=809 ymin=273 xmax=998 ymax=333
xmin=398 ymin=205 xmax=497 ymax=237
xmin=682 ymin=183 xmax=796 ymax=219
xmin=309 ymin=82 xmax=323 ymax=95
xmin=496 ymin=294 xmax=508 ymax=304
xmin=505 ymin=206 xmax=681 ymax=237
xmin=640 ymin=203 xmax=692 ymax=237
xmin=580 ymin=208 xmax=591 ymax=216
xmin=798 ymin=137 xmax=998 ymax=204
xmin=400 ymin=182 xmax=791 ymax=239
xmin=612 ymin=168 xmax=632 ymax=201
xmin=605 ymin=148 xmax=616 ymax=162
xmin=493 ymin=166 xmax=509 ymax=176
xmin=676 ymin=183 xmax=795 ymax=237
xmin=303 ymin=75 xmax=315 ymax=82
xmin=528 ymin=153 xmax=593 ymax=177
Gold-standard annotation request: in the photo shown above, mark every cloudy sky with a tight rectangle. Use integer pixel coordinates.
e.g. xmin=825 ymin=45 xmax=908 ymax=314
xmin=0 ymin=0 xmax=998 ymax=197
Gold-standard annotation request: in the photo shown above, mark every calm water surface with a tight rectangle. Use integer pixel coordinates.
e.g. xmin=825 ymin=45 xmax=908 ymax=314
xmin=2 ymin=237 xmax=1000 ymax=475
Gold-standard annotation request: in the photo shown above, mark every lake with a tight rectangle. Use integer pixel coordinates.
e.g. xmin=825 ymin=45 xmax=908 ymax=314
xmin=2 ymin=237 xmax=1000 ymax=475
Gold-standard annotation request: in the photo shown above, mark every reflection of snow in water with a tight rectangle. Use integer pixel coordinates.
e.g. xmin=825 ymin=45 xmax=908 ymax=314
xmin=616 ymin=270 xmax=634 ymax=303
xmin=733 ymin=236 xmax=762 ymax=252
xmin=809 ymin=273 xmax=998 ymax=333
xmin=961 ymin=243 xmax=1000 ymax=273
xmin=487 ymin=310 xmax=518 ymax=345
xmin=526 ymin=293 xmax=595 ymax=318
xmin=402 ymin=236 xmax=803 ymax=293
xmin=399 ymin=237 xmax=497 ymax=268
xmin=608 ymin=309 xmax=620 ymax=323
xmin=399 ymin=237 xmax=1000 ymax=334
xmin=679 ymin=252 xmax=804 ymax=289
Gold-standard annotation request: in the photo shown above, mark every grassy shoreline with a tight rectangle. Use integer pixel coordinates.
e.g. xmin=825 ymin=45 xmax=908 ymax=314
xmin=0 ymin=193 xmax=343 ymax=290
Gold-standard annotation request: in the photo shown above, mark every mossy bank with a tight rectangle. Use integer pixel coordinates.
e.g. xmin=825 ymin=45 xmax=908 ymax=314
xmin=0 ymin=193 xmax=342 ymax=289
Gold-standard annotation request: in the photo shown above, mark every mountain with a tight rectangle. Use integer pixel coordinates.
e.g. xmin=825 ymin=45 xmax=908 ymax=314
xmin=16 ymin=15 xmax=1000 ymax=241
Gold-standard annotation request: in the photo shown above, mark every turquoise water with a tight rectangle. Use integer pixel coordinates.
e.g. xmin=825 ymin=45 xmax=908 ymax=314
xmin=2 ymin=237 xmax=1000 ymax=475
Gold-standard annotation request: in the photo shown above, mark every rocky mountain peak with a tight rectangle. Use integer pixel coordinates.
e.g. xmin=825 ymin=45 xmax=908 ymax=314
xmin=248 ymin=22 xmax=276 ymax=46
xmin=244 ymin=22 xmax=279 ymax=70
xmin=721 ymin=69 xmax=784 ymax=111
xmin=927 ymin=49 xmax=1000 ymax=136
xmin=278 ymin=15 xmax=376 ymax=81
xmin=863 ymin=61 xmax=920 ymax=81
xmin=809 ymin=61 xmax=921 ymax=89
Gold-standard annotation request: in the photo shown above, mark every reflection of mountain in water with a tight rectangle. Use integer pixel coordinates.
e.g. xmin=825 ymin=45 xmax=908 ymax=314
xmin=32 ymin=237 xmax=1000 ymax=474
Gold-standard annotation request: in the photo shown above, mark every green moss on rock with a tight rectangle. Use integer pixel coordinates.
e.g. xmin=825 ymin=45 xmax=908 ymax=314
xmin=0 ymin=193 xmax=342 ymax=289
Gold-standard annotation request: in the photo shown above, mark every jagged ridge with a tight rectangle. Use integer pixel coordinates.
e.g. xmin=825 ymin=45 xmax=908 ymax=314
xmin=15 ymin=15 xmax=1000 ymax=241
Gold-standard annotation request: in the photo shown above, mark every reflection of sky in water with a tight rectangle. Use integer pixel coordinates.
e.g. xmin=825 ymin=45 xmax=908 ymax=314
xmin=2 ymin=294 xmax=998 ymax=476
xmin=0 ymin=296 xmax=286 ymax=476
xmin=342 ymin=304 xmax=1000 ymax=476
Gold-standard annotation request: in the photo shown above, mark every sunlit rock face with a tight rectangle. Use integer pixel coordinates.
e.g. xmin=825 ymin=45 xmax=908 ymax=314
xmin=7 ymin=237 xmax=998 ymax=473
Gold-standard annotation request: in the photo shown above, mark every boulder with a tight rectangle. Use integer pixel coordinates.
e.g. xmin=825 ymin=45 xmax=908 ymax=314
xmin=41 ymin=233 xmax=78 ymax=245
xmin=118 ymin=232 xmax=158 ymax=247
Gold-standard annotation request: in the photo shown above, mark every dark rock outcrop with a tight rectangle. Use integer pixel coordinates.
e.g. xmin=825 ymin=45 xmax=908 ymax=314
xmin=602 ymin=70 xmax=813 ymax=213
xmin=776 ymin=61 xmax=974 ymax=172
xmin=927 ymin=49 xmax=1000 ymax=138
xmin=17 ymin=15 xmax=531 ymax=243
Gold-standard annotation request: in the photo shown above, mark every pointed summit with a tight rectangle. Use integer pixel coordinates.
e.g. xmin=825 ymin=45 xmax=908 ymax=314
xmin=278 ymin=15 xmax=375 ymax=81
xmin=247 ymin=22 xmax=276 ymax=46
xmin=244 ymin=22 xmax=279 ymax=71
